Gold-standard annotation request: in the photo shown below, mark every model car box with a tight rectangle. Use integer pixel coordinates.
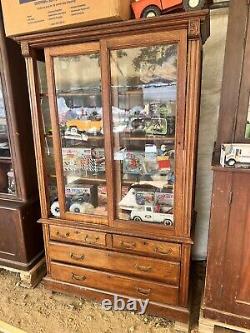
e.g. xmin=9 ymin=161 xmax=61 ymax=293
xmin=1 ymin=0 xmax=131 ymax=37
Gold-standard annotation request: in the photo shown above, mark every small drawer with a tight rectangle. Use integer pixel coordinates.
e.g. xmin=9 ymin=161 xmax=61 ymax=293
xmin=49 ymin=225 xmax=106 ymax=247
xmin=48 ymin=242 xmax=180 ymax=285
xmin=113 ymin=235 xmax=181 ymax=261
xmin=50 ymin=262 xmax=179 ymax=306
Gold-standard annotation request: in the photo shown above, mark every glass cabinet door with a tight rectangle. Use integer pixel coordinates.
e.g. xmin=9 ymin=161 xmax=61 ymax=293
xmin=110 ymin=44 xmax=177 ymax=228
xmin=47 ymin=48 xmax=107 ymax=221
xmin=0 ymin=76 xmax=16 ymax=195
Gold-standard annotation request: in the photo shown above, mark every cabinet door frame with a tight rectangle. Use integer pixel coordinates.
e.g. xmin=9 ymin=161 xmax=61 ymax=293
xmin=45 ymin=42 xmax=109 ymax=226
xmin=103 ymin=30 xmax=188 ymax=238
xmin=44 ymin=29 xmax=191 ymax=237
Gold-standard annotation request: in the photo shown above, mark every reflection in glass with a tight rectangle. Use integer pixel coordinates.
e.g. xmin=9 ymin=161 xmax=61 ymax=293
xmin=53 ymin=54 xmax=107 ymax=216
xmin=111 ymin=45 xmax=177 ymax=227
xmin=0 ymin=77 xmax=16 ymax=194
xmin=37 ymin=61 xmax=58 ymax=216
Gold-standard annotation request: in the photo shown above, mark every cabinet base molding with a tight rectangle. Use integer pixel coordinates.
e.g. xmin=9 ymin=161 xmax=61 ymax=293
xmin=44 ymin=276 xmax=190 ymax=323
xmin=0 ymin=257 xmax=46 ymax=289
xmin=200 ymin=308 xmax=250 ymax=332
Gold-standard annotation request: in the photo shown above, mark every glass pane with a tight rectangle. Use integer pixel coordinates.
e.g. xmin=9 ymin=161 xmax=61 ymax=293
xmin=111 ymin=45 xmax=177 ymax=227
xmin=53 ymin=54 xmax=107 ymax=217
xmin=0 ymin=77 xmax=16 ymax=195
xmin=245 ymin=93 xmax=250 ymax=139
xmin=37 ymin=61 xmax=58 ymax=217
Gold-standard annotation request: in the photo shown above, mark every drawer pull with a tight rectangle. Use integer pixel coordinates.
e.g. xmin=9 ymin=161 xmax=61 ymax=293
xmin=84 ymin=235 xmax=100 ymax=245
xmin=135 ymin=264 xmax=152 ymax=272
xmin=136 ymin=287 xmax=151 ymax=296
xmin=71 ymin=273 xmax=86 ymax=281
xmin=120 ymin=241 xmax=136 ymax=250
xmin=70 ymin=253 xmax=85 ymax=261
xmin=56 ymin=231 xmax=70 ymax=238
xmin=154 ymin=247 xmax=173 ymax=256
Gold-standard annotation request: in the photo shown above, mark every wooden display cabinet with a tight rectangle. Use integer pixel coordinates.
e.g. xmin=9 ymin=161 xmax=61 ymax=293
xmin=0 ymin=15 xmax=43 ymax=270
xmin=202 ymin=1 xmax=250 ymax=329
xmin=15 ymin=11 xmax=209 ymax=322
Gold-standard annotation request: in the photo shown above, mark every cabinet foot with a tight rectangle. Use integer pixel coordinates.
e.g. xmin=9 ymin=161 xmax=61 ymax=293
xmin=0 ymin=258 xmax=46 ymax=289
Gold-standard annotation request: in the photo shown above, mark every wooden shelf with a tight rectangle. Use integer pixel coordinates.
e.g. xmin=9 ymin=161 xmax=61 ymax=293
xmin=49 ymin=174 xmax=106 ymax=184
xmin=121 ymin=134 xmax=175 ymax=142
xmin=56 ymin=91 xmax=101 ymax=97
xmin=212 ymin=165 xmax=250 ymax=174
xmin=0 ymin=156 xmax=11 ymax=164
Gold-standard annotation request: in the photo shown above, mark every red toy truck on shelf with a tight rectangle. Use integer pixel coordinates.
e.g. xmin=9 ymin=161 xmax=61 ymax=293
xmin=132 ymin=0 xmax=206 ymax=18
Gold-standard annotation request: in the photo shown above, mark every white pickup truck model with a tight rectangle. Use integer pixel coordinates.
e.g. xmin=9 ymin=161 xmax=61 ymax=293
xmin=130 ymin=206 xmax=174 ymax=227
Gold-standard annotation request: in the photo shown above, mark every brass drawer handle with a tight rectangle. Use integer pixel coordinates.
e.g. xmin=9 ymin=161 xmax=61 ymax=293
xmin=56 ymin=231 xmax=70 ymax=238
xmin=70 ymin=253 xmax=85 ymax=261
xmin=120 ymin=241 xmax=136 ymax=250
xmin=84 ymin=235 xmax=100 ymax=245
xmin=71 ymin=273 xmax=86 ymax=281
xmin=154 ymin=247 xmax=173 ymax=256
xmin=135 ymin=264 xmax=152 ymax=272
xmin=136 ymin=287 xmax=151 ymax=296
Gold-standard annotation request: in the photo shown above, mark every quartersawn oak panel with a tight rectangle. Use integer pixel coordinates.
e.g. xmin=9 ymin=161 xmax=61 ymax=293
xmin=48 ymin=242 xmax=180 ymax=285
xmin=50 ymin=262 xmax=179 ymax=306
xmin=49 ymin=225 xmax=107 ymax=247
xmin=112 ymin=235 xmax=181 ymax=261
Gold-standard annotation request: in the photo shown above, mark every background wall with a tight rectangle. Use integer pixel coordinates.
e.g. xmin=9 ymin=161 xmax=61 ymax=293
xmin=192 ymin=8 xmax=229 ymax=260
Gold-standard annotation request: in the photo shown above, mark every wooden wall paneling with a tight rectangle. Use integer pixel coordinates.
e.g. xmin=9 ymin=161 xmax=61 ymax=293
xmin=214 ymin=0 xmax=249 ymax=161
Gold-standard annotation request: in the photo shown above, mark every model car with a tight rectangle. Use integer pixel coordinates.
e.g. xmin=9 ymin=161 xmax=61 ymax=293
xmin=50 ymin=184 xmax=98 ymax=217
xmin=130 ymin=205 xmax=174 ymax=226
xmin=65 ymin=119 xmax=103 ymax=136
xmin=132 ymin=0 xmax=206 ymax=19
xmin=130 ymin=117 xmax=170 ymax=135
xmin=220 ymin=144 xmax=250 ymax=168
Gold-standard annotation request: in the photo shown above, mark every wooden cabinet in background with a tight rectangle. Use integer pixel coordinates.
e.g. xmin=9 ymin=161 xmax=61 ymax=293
xmin=203 ymin=0 xmax=250 ymax=329
xmin=15 ymin=11 xmax=209 ymax=322
xmin=0 ymin=15 xmax=43 ymax=270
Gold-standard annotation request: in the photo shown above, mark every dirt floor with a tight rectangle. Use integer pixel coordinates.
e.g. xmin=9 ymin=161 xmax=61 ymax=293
xmin=0 ymin=263 xmax=205 ymax=333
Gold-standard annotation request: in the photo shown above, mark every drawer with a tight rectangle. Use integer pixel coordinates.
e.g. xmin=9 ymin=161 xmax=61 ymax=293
xmin=113 ymin=235 xmax=181 ymax=261
xmin=51 ymin=262 xmax=179 ymax=306
xmin=48 ymin=242 xmax=180 ymax=285
xmin=49 ymin=225 xmax=106 ymax=247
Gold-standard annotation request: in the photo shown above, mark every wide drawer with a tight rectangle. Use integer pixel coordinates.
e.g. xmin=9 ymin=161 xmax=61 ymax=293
xmin=113 ymin=235 xmax=181 ymax=261
xmin=50 ymin=262 xmax=179 ymax=306
xmin=48 ymin=242 xmax=180 ymax=285
xmin=49 ymin=225 xmax=106 ymax=247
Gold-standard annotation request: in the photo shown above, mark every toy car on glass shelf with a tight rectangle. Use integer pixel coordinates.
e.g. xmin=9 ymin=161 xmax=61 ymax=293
xmin=65 ymin=119 xmax=103 ymax=137
xmin=50 ymin=184 xmax=98 ymax=217
xmin=132 ymin=0 xmax=206 ymax=19
xmin=220 ymin=144 xmax=250 ymax=168
xmin=130 ymin=205 xmax=174 ymax=226
xmin=130 ymin=117 xmax=175 ymax=136
xmin=119 ymin=184 xmax=173 ymax=211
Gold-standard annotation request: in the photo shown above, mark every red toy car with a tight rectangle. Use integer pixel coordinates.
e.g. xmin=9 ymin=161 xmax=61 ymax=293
xmin=132 ymin=0 xmax=206 ymax=19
